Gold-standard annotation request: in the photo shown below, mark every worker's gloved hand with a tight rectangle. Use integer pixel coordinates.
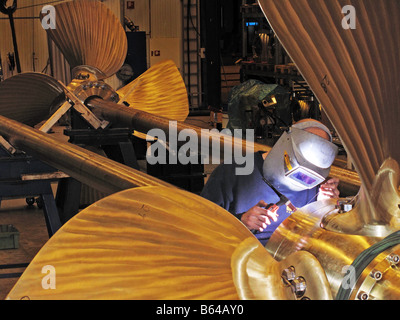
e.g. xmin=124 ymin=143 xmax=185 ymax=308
xmin=240 ymin=200 xmax=278 ymax=232
xmin=317 ymin=177 xmax=340 ymax=201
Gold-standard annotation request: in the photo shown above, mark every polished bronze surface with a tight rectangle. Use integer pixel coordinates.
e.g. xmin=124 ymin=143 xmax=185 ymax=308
xmin=258 ymin=0 xmax=400 ymax=235
xmin=259 ymin=0 xmax=400 ymax=300
xmin=2 ymin=0 xmax=399 ymax=300
xmin=6 ymin=187 xmax=332 ymax=300
xmin=349 ymin=245 xmax=400 ymax=300
xmin=0 ymin=73 xmax=65 ymax=126
xmin=117 ymin=60 xmax=190 ymax=122
xmin=41 ymin=0 xmax=127 ymax=79
xmin=0 ymin=107 xmax=333 ymax=300
xmin=266 ymin=200 xmax=400 ymax=300
xmin=266 ymin=200 xmax=377 ymax=297
xmin=322 ymin=159 xmax=400 ymax=236
xmin=258 ymin=0 xmax=400 ymax=191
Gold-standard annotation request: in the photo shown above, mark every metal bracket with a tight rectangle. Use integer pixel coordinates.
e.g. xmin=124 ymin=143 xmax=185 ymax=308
xmin=39 ymin=100 xmax=72 ymax=133
xmin=0 ymin=135 xmax=17 ymax=155
xmin=39 ymin=82 xmax=110 ymax=133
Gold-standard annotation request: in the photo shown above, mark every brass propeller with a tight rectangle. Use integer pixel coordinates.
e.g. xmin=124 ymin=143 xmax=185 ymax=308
xmin=0 ymin=73 xmax=65 ymax=126
xmin=6 ymin=185 xmax=331 ymax=300
xmin=258 ymin=0 xmax=400 ymax=234
xmin=41 ymin=0 xmax=127 ymax=79
xmin=117 ymin=59 xmax=189 ymax=122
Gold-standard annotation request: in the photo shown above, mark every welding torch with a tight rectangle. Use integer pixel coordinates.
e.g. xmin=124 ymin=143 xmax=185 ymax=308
xmin=262 ymin=177 xmax=297 ymax=214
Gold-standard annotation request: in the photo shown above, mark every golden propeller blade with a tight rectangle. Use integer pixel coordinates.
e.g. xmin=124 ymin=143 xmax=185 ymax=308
xmin=6 ymin=186 xmax=332 ymax=300
xmin=41 ymin=0 xmax=127 ymax=79
xmin=0 ymin=101 xmax=331 ymax=300
xmin=258 ymin=0 xmax=400 ymax=234
xmin=117 ymin=60 xmax=189 ymax=122
xmin=258 ymin=0 xmax=400 ymax=193
xmin=0 ymin=73 xmax=65 ymax=126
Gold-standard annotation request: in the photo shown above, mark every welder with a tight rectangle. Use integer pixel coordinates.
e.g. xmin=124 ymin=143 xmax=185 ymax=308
xmin=201 ymin=119 xmax=340 ymax=246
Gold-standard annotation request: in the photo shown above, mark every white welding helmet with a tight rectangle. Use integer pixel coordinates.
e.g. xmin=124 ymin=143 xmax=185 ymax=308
xmin=263 ymin=121 xmax=338 ymax=192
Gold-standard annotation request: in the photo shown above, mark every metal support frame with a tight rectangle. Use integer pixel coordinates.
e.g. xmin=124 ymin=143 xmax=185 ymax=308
xmin=0 ymin=85 xmax=110 ymax=232
xmin=0 ymin=147 xmax=62 ymax=238
xmin=56 ymin=106 xmax=140 ymax=222
xmin=0 ymin=263 xmax=29 ymax=279
xmin=200 ymin=0 xmax=221 ymax=111
xmin=39 ymin=84 xmax=109 ymax=134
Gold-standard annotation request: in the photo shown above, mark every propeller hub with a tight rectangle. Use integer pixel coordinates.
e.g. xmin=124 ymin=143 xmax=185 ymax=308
xmin=67 ymin=78 xmax=119 ymax=106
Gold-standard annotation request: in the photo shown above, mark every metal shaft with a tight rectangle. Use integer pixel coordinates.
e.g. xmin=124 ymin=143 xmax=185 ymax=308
xmin=87 ymin=97 xmax=264 ymax=156
xmin=87 ymin=97 xmax=361 ymax=195
xmin=0 ymin=115 xmax=172 ymax=195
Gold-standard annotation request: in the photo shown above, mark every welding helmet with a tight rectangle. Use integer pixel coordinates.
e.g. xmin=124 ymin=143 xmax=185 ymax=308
xmin=263 ymin=121 xmax=338 ymax=192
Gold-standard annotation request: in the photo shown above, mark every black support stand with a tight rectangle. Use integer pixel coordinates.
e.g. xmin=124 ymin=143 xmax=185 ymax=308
xmin=0 ymin=148 xmax=62 ymax=238
xmin=56 ymin=108 xmax=140 ymax=223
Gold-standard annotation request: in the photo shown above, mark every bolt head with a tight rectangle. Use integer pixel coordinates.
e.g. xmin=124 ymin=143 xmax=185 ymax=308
xmin=357 ymin=291 xmax=369 ymax=300
xmin=387 ymin=253 xmax=400 ymax=265
xmin=370 ymin=270 xmax=382 ymax=281
xmin=282 ymin=266 xmax=296 ymax=284
xmin=291 ymin=277 xmax=307 ymax=298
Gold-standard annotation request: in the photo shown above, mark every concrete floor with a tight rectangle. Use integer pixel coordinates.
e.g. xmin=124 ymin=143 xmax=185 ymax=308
xmin=0 ymin=198 xmax=49 ymax=299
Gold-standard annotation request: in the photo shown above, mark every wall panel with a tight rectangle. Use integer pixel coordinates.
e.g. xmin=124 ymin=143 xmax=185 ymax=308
xmin=0 ymin=0 xmax=51 ymax=79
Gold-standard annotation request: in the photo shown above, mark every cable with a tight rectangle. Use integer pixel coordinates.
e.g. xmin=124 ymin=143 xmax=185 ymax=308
xmin=17 ymin=0 xmax=64 ymax=10
xmin=336 ymin=230 xmax=400 ymax=300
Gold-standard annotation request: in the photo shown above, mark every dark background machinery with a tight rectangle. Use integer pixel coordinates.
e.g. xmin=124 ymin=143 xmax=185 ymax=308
xmin=199 ymin=0 xmax=327 ymax=145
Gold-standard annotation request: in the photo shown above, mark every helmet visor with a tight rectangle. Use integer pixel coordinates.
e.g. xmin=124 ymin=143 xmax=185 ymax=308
xmin=285 ymin=166 xmax=326 ymax=189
